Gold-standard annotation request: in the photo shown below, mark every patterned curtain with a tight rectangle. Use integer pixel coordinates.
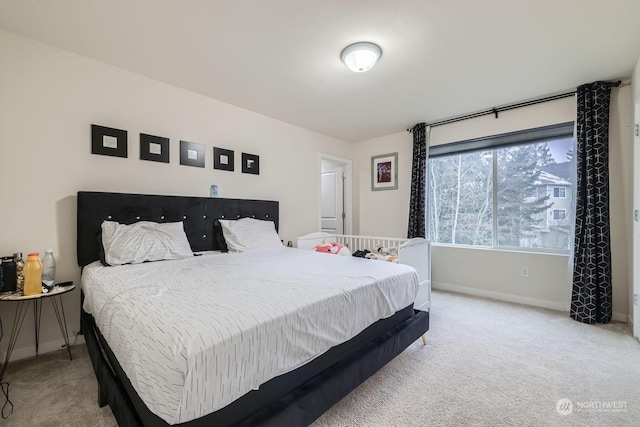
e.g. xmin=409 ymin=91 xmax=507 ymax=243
xmin=571 ymin=81 xmax=618 ymax=324
xmin=408 ymin=123 xmax=428 ymax=238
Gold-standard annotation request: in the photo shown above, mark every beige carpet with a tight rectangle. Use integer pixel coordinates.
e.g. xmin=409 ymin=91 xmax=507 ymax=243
xmin=2 ymin=290 xmax=639 ymax=426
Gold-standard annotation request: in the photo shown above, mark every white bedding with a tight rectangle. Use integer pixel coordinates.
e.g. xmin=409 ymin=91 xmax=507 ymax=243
xmin=81 ymin=247 xmax=419 ymax=424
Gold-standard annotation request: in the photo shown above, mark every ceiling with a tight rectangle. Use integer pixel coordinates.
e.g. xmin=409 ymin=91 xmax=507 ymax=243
xmin=1 ymin=0 xmax=639 ymax=142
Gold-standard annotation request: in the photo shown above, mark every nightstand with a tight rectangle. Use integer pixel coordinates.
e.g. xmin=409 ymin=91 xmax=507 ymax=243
xmin=0 ymin=283 xmax=75 ymax=381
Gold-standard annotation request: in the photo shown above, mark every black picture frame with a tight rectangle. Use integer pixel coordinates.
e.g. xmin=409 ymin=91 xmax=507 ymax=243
xmin=140 ymin=133 xmax=170 ymax=163
xmin=213 ymin=147 xmax=234 ymax=172
xmin=242 ymin=153 xmax=260 ymax=175
xmin=91 ymin=124 xmax=127 ymax=158
xmin=180 ymin=140 xmax=205 ymax=168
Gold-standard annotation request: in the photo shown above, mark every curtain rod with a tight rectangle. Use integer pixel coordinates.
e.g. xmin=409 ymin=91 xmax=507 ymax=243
xmin=407 ymin=80 xmax=622 ymax=132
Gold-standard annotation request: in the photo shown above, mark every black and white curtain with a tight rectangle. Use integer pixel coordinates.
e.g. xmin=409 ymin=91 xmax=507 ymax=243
xmin=571 ymin=81 xmax=619 ymax=324
xmin=408 ymin=122 xmax=428 ymax=238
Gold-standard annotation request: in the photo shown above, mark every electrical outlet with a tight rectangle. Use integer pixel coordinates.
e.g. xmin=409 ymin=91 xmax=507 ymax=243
xmin=520 ymin=267 xmax=529 ymax=278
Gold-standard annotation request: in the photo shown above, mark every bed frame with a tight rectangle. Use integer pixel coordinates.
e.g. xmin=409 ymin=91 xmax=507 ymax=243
xmin=77 ymin=191 xmax=429 ymax=427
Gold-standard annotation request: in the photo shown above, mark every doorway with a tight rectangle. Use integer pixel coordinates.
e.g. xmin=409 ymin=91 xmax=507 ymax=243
xmin=319 ymin=155 xmax=352 ymax=235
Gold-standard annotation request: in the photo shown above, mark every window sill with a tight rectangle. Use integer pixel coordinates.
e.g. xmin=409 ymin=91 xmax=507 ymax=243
xmin=430 ymin=242 xmax=570 ymax=257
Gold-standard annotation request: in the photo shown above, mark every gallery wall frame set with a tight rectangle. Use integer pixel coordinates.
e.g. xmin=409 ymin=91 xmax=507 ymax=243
xmin=371 ymin=152 xmax=398 ymax=191
xmin=90 ymin=124 xmax=261 ymax=175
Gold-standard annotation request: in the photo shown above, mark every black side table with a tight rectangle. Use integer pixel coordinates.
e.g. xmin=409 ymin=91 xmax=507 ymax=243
xmin=0 ymin=284 xmax=74 ymax=381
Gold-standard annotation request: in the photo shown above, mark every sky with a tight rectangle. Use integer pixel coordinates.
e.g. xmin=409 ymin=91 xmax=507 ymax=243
xmin=549 ymin=137 xmax=574 ymax=163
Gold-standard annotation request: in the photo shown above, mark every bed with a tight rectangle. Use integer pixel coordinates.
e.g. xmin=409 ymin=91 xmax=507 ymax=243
xmin=77 ymin=191 xmax=430 ymax=427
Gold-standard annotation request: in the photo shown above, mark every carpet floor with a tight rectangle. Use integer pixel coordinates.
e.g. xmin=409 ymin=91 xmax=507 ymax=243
xmin=2 ymin=290 xmax=639 ymax=426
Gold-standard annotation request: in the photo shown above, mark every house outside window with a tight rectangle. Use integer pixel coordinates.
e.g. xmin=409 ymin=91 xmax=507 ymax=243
xmin=428 ymin=122 xmax=575 ymax=253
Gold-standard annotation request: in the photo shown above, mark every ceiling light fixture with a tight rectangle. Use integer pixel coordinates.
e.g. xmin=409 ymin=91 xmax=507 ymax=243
xmin=340 ymin=42 xmax=382 ymax=73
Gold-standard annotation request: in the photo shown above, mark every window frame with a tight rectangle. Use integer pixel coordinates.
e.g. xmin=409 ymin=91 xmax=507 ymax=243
xmin=553 ymin=209 xmax=567 ymax=220
xmin=553 ymin=187 xmax=566 ymax=198
xmin=427 ymin=122 xmax=575 ymax=255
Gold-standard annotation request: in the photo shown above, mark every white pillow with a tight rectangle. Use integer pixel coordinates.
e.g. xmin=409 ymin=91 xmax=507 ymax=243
xmin=218 ymin=218 xmax=282 ymax=252
xmin=101 ymin=221 xmax=193 ymax=266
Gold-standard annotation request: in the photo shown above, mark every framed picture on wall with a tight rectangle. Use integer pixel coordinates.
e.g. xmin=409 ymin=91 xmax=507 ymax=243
xmin=91 ymin=124 xmax=128 ymax=158
xmin=140 ymin=133 xmax=170 ymax=163
xmin=242 ymin=153 xmax=260 ymax=175
xmin=371 ymin=152 xmax=398 ymax=191
xmin=214 ymin=147 xmax=234 ymax=171
xmin=179 ymin=140 xmax=205 ymax=168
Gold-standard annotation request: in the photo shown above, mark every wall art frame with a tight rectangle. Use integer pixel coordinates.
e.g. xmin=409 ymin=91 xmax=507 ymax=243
xmin=242 ymin=153 xmax=260 ymax=175
xmin=179 ymin=140 xmax=205 ymax=168
xmin=371 ymin=152 xmax=398 ymax=191
xmin=213 ymin=147 xmax=234 ymax=171
xmin=91 ymin=124 xmax=128 ymax=158
xmin=140 ymin=133 xmax=170 ymax=163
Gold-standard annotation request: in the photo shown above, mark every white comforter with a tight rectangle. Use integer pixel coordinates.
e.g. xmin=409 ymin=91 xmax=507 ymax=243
xmin=81 ymin=247 xmax=419 ymax=424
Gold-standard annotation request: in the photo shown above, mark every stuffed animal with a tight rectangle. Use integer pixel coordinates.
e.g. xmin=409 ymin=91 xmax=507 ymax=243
xmin=375 ymin=245 xmax=398 ymax=256
xmin=314 ymin=243 xmax=333 ymax=253
xmin=315 ymin=242 xmax=351 ymax=256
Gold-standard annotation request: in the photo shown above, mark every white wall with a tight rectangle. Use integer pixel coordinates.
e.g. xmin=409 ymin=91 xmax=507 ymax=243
xmin=609 ymin=84 xmax=634 ymax=324
xmin=354 ymin=95 xmax=633 ymax=320
xmin=352 ymin=133 xmax=412 ymax=238
xmin=0 ymin=30 xmax=351 ymax=361
xmin=632 ymin=55 xmax=640 ymax=331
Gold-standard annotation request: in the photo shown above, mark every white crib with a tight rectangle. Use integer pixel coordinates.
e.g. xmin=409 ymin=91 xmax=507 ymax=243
xmin=297 ymin=232 xmax=431 ymax=312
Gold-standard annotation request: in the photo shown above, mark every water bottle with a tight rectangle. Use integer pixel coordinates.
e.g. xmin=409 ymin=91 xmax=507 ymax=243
xmin=42 ymin=249 xmax=56 ymax=288
xmin=24 ymin=253 xmax=43 ymax=296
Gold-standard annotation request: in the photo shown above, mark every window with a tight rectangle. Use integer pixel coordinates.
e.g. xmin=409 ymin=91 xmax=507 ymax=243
xmin=428 ymin=122 xmax=574 ymax=252
xmin=553 ymin=209 xmax=566 ymax=220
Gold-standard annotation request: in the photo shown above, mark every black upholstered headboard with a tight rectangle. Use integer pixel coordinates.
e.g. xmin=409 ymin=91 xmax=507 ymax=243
xmin=77 ymin=191 xmax=279 ymax=267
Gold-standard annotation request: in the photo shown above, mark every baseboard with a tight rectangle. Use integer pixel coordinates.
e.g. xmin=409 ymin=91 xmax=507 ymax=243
xmin=1 ymin=335 xmax=86 ymax=363
xmin=433 ymin=282 xmax=629 ymax=323
xmin=611 ymin=313 xmax=627 ymax=323
xmin=432 ymin=282 xmax=565 ymax=311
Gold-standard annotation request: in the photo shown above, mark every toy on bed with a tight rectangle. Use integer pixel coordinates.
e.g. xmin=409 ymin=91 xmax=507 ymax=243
xmin=314 ymin=241 xmax=351 ymax=256
xmin=364 ymin=252 xmax=399 ymax=263
xmin=356 ymin=245 xmax=399 ymax=262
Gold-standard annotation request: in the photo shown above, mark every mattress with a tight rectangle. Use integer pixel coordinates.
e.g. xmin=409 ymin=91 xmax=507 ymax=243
xmin=81 ymin=247 xmax=419 ymax=425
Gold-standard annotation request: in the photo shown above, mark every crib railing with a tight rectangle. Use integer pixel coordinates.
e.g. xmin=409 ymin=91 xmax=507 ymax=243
xmin=297 ymin=232 xmax=411 ymax=252
xmin=331 ymin=234 xmax=408 ymax=251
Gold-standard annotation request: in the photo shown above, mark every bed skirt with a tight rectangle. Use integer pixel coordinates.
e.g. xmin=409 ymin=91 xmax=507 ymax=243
xmin=81 ymin=303 xmax=429 ymax=427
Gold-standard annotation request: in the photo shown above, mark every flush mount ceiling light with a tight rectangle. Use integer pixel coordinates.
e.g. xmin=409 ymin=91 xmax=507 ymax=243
xmin=340 ymin=42 xmax=382 ymax=73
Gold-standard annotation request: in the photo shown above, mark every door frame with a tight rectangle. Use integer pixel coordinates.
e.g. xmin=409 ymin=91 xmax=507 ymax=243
xmin=633 ymin=99 xmax=639 ymax=339
xmin=318 ymin=154 xmax=353 ymax=235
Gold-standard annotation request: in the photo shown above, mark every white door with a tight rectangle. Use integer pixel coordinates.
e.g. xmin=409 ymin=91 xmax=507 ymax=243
xmin=634 ymin=101 xmax=640 ymax=340
xmin=321 ymin=160 xmax=345 ymax=234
